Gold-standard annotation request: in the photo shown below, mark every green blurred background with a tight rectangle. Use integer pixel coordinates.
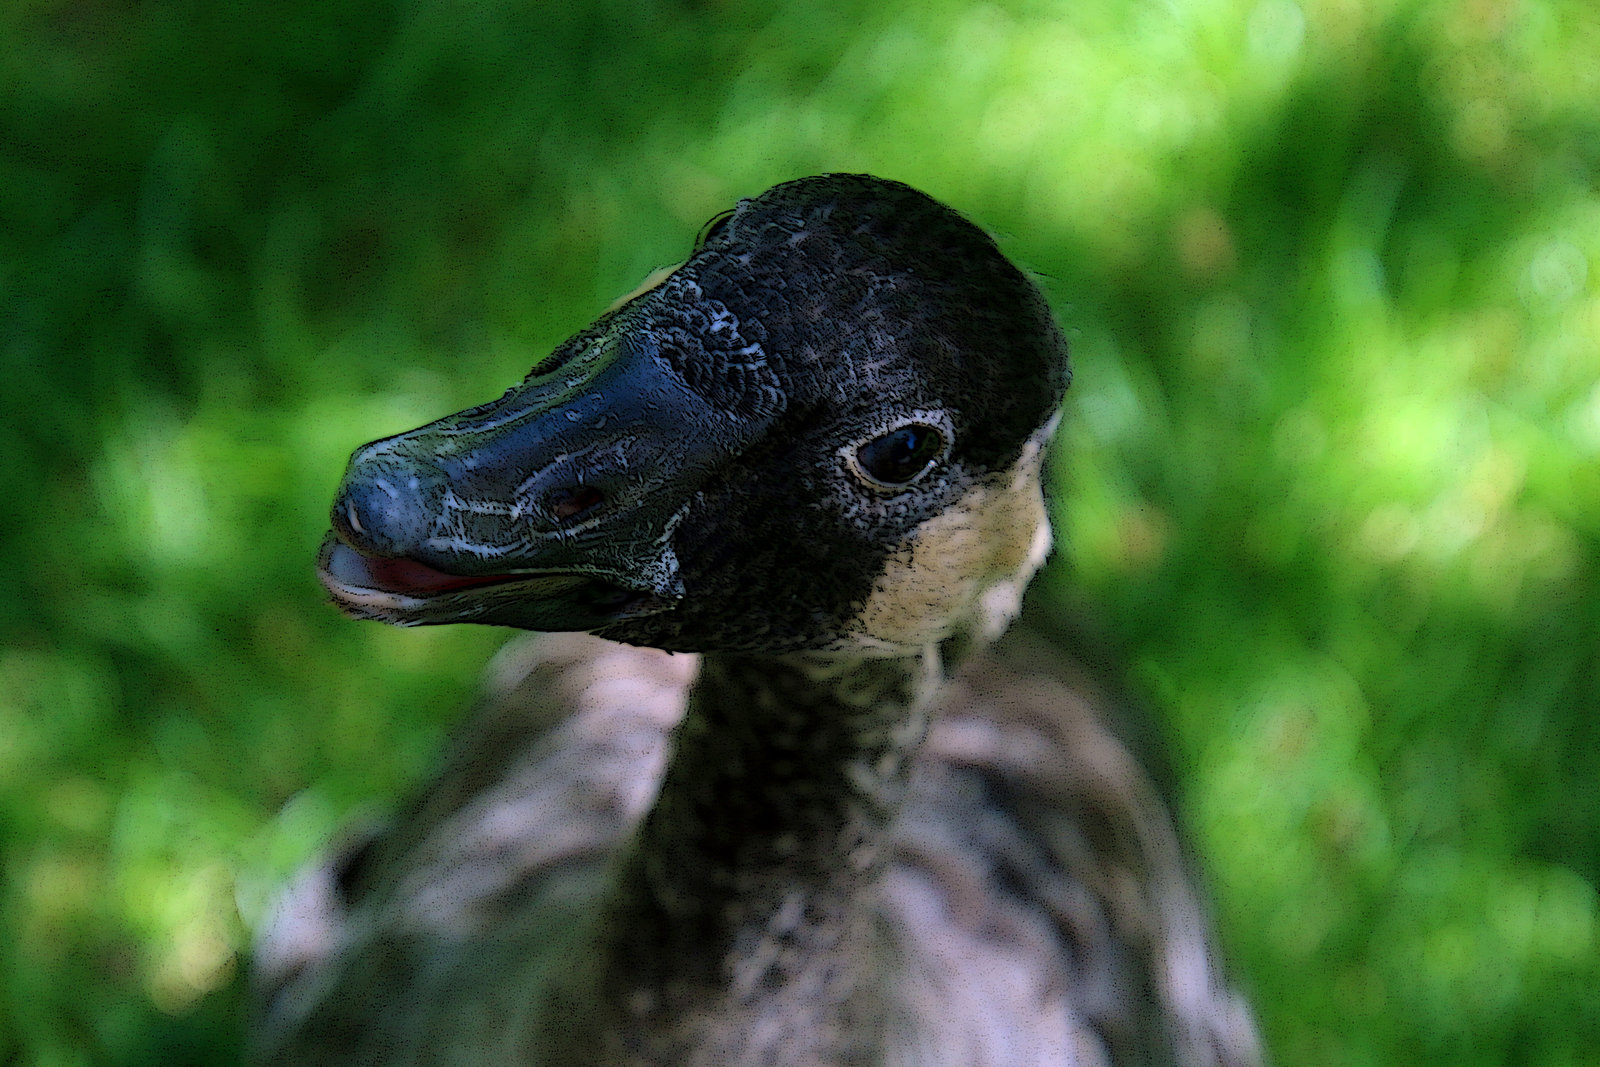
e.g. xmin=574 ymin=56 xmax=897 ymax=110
xmin=3 ymin=0 xmax=1597 ymax=1062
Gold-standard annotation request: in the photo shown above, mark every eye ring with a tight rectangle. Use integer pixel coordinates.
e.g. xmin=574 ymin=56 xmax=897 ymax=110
xmin=845 ymin=416 xmax=951 ymax=490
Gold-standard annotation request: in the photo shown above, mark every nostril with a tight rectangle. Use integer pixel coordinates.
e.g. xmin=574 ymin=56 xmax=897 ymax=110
xmin=546 ymin=485 xmax=605 ymax=523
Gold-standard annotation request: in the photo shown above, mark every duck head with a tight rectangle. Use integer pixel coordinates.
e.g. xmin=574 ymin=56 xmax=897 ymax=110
xmin=319 ymin=175 xmax=1070 ymax=655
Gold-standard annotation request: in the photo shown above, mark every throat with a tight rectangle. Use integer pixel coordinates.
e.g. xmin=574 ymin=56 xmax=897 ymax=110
xmin=590 ymin=646 xmax=941 ymax=1062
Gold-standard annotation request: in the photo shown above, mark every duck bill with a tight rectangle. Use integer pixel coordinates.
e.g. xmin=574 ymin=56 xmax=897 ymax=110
xmin=317 ymin=321 xmax=777 ymax=631
xmin=315 ymin=532 xmax=677 ymax=630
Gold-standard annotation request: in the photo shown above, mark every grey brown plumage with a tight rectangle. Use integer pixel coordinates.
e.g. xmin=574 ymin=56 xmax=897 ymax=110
xmin=254 ymin=175 xmax=1261 ymax=1065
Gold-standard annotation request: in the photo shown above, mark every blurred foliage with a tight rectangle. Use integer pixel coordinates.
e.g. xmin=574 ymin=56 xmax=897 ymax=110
xmin=2 ymin=0 xmax=1597 ymax=1062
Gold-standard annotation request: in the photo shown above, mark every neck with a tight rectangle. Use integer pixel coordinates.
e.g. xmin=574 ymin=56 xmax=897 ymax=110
xmin=586 ymin=645 xmax=941 ymax=1063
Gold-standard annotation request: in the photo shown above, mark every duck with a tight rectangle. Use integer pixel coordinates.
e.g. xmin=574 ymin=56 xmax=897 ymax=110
xmin=251 ymin=174 xmax=1262 ymax=1067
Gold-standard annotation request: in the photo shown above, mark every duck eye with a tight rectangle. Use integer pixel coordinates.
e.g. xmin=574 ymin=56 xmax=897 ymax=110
xmin=855 ymin=424 xmax=945 ymax=487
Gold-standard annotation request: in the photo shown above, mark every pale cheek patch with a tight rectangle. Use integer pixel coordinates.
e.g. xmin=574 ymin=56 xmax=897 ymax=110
xmin=852 ymin=431 xmax=1053 ymax=651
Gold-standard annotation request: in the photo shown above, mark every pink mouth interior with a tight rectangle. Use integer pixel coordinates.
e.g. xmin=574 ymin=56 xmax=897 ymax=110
xmin=324 ymin=540 xmax=523 ymax=596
